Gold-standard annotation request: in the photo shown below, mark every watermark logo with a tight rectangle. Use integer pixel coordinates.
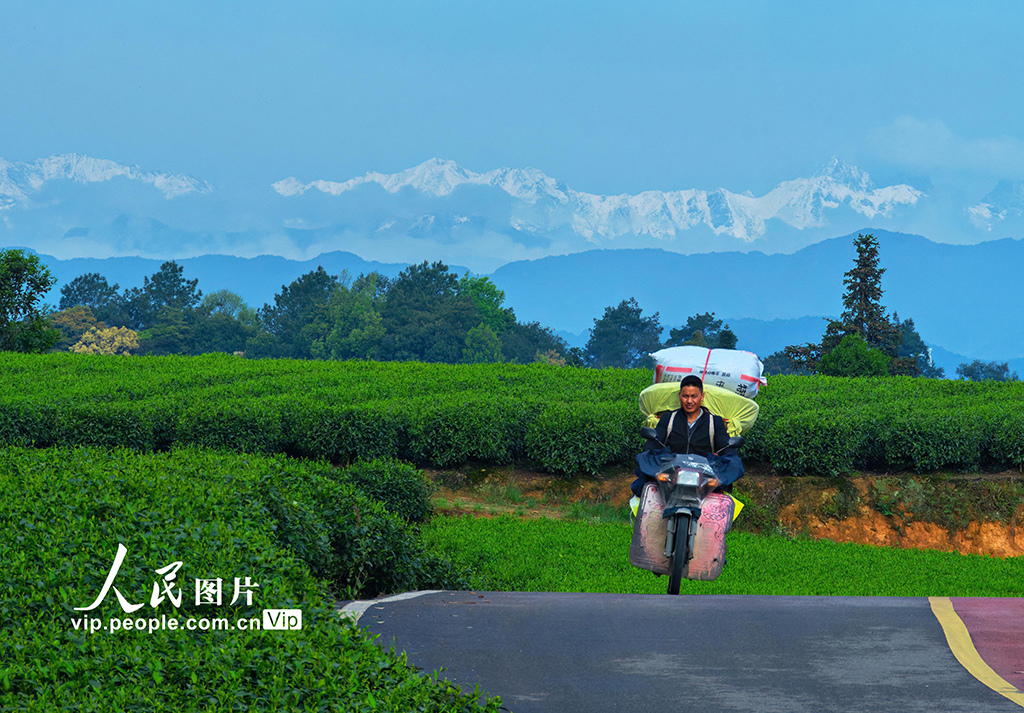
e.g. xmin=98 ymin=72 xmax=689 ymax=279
xmin=69 ymin=543 xmax=300 ymax=634
xmin=263 ymin=609 xmax=303 ymax=631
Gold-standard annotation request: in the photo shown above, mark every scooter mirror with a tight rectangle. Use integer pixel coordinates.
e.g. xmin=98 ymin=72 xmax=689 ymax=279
xmin=727 ymin=436 xmax=745 ymax=449
xmin=640 ymin=427 xmax=659 ymax=441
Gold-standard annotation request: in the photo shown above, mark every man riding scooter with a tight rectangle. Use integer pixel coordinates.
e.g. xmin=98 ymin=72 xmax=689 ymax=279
xmin=628 ymin=374 xmax=749 ymax=589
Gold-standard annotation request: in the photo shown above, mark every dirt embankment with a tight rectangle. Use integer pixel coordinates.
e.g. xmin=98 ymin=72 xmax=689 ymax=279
xmin=769 ymin=475 xmax=1024 ymax=558
xmin=428 ymin=463 xmax=1024 ymax=558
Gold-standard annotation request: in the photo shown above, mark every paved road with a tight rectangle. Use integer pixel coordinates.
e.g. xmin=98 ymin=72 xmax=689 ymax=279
xmin=341 ymin=592 xmax=1024 ymax=713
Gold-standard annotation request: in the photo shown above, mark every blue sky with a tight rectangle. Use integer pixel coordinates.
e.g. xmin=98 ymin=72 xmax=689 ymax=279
xmin=3 ymin=0 xmax=1023 ymax=199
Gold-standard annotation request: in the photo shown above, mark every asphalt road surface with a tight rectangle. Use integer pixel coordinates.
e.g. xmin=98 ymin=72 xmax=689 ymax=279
xmin=340 ymin=592 xmax=1024 ymax=713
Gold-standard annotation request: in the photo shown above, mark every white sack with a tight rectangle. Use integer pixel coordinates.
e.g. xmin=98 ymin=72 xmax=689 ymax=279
xmin=651 ymin=346 xmax=767 ymax=400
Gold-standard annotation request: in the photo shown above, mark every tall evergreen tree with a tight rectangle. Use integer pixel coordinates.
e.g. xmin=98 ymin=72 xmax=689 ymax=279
xmin=838 ymin=233 xmax=900 ymax=356
xmin=782 ymin=232 xmax=903 ymax=374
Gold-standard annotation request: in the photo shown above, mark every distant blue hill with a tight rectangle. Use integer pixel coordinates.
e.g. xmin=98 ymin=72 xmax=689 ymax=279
xmin=492 ymin=229 xmax=1024 ymax=362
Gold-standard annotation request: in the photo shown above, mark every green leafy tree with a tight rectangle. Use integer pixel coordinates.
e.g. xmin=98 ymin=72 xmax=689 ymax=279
xmin=192 ymin=312 xmax=256 ymax=355
xmin=352 ymin=271 xmax=390 ymax=306
xmin=535 ymin=349 xmax=567 ymax=366
xmin=462 ymin=323 xmax=503 ymax=364
xmin=244 ymin=332 xmax=291 ymax=359
xmin=307 ymin=286 xmax=386 ymax=360
xmin=667 ymin=312 xmax=718 ymax=347
xmin=125 ymin=261 xmax=202 ymax=329
xmin=59 ymin=272 xmax=127 ymax=325
xmin=956 ymin=360 xmax=1018 ymax=382
xmin=716 ymin=326 xmax=738 ymax=350
xmin=458 ymin=273 xmax=513 ymax=334
xmin=782 ymin=342 xmax=823 ymax=374
xmin=258 ymin=267 xmax=340 ymax=357
xmin=500 ymin=321 xmax=570 ymax=364
xmin=667 ymin=312 xmax=738 ymax=349
xmin=0 ymin=249 xmax=60 ymax=353
xmin=763 ymin=349 xmax=812 ymax=376
xmin=378 ymin=261 xmax=478 ymax=363
xmin=49 ymin=305 xmax=105 ymax=352
xmin=682 ymin=330 xmax=708 ymax=347
xmin=137 ymin=307 xmax=193 ymax=355
xmin=585 ymin=298 xmax=662 ymax=368
xmin=197 ymin=290 xmax=257 ymax=325
xmin=189 ymin=290 xmax=259 ymax=355
xmin=819 ymin=333 xmax=891 ymax=377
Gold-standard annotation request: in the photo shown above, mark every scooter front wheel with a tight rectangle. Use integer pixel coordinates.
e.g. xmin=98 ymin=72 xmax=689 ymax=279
xmin=667 ymin=514 xmax=690 ymax=595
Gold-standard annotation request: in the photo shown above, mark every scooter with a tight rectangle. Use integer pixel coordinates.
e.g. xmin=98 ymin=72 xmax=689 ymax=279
xmin=629 ymin=427 xmax=744 ymax=594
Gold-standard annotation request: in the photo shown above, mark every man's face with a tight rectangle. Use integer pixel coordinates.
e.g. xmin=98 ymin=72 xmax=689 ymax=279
xmin=679 ymin=385 xmax=703 ymax=414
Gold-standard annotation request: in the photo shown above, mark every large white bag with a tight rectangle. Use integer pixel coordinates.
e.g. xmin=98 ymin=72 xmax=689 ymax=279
xmin=651 ymin=346 xmax=767 ymax=399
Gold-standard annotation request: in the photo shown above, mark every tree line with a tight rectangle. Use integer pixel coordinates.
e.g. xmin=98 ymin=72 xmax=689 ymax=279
xmin=0 ymin=248 xmax=741 ymax=368
xmin=0 ymin=241 xmax=1016 ymax=380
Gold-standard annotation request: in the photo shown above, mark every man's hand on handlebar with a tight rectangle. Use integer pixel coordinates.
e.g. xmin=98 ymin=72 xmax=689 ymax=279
xmin=706 ymin=477 xmax=720 ymax=489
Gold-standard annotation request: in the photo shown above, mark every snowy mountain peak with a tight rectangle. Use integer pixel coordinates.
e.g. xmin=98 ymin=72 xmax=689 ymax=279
xmin=276 ymin=158 xmax=923 ymax=243
xmin=273 ymin=158 xmax=568 ymax=202
xmin=967 ymin=179 xmax=1024 ymax=230
xmin=0 ymin=154 xmax=212 ymax=210
xmin=814 ymin=156 xmax=871 ymax=189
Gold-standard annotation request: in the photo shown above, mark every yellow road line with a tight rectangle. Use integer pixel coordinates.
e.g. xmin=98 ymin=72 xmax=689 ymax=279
xmin=929 ymin=596 xmax=1024 ymax=708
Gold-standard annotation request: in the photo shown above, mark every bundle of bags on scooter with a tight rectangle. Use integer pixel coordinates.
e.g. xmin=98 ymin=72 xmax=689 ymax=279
xmin=641 ymin=345 xmax=764 ymax=449
xmin=650 ymin=345 xmax=766 ymax=399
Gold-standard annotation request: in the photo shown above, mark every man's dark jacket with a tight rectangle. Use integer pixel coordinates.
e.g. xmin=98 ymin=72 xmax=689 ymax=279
xmin=655 ymin=407 xmax=729 ymax=456
xmin=630 ymin=407 xmax=744 ymax=497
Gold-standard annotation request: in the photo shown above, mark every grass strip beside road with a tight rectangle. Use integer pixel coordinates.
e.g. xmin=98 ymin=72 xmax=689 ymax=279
xmin=422 ymin=515 xmax=1024 ymax=597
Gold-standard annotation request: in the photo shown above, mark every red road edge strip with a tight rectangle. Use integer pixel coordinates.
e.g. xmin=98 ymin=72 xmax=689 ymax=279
xmin=929 ymin=597 xmax=1024 ymax=708
xmin=951 ymin=598 xmax=1024 ymax=695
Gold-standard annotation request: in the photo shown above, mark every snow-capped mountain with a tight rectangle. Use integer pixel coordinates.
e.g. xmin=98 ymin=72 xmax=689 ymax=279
xmin=2 ymin=151 xmax=1011 ymax=274
xmin=967 ymin=180 xmax=1024 ymax=230
xmin=0 ymin=154 xmax=211 ymax=211
xmin=275 ymin=156 xmax=924 ymax=244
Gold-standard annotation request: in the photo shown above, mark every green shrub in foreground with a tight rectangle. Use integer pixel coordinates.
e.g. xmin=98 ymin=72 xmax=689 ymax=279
xmin=0 ymin=447 xmax=497 ymax=712
xmin=422 ymin=514 xmax=1024 ymax=597
xmin=339 ymin=456 xmax=435 ymax=523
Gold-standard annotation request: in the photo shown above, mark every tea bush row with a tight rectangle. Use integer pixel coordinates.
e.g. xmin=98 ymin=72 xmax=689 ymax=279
xmin=746 ymin=376 xmax=1024 ymax=474
xmin=0 ymin=447 xmax=498 ymax=711
xmin=6 ymin=353 xmax=1024 ymax=475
